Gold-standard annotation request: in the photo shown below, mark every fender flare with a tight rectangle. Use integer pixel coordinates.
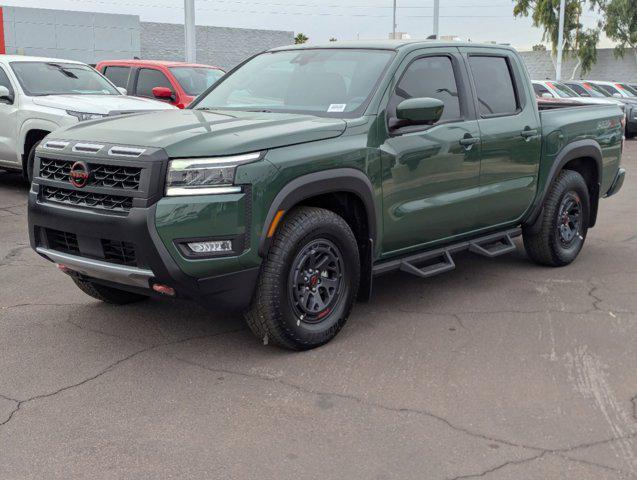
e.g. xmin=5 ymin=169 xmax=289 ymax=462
xmin=524 ymin=139 xmax=602 ymax=228
xmin=18 ymin=118 xmax=59 ymax=156
xmin=258 ymin=168 xmax=377 ymax=257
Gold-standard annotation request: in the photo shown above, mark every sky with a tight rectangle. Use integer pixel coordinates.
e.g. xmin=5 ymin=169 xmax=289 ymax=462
xmin=2 ymin=0 xmax=613 ymax=51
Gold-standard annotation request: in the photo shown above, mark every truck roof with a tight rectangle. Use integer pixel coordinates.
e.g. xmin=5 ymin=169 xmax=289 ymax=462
xmin=96 ymin=59 xmax=222 ymax=69
xmin=269 ymin=39 xmax=517 ymax=52
xmin=0 ymin=54 xmax=86 ymax=65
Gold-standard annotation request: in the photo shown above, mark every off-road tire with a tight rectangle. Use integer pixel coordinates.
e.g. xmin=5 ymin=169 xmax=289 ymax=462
xmin=245 ymin=207 xmax=360 ymax=350
xmin=72 ymin=278 xmax=148 ymax=305
xmin=523 ymin=169 xmax=590 ymax=267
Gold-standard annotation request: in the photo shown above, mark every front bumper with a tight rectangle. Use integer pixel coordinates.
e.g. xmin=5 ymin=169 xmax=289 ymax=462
xmin=605 ymin=168 xmax=625 ymax=198
xmin=28 ymin=188 xmax=259 ymax=310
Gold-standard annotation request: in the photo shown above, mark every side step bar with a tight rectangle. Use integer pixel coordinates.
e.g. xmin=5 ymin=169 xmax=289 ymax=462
xmin=373 ymin=228 xmax=521 ymax=279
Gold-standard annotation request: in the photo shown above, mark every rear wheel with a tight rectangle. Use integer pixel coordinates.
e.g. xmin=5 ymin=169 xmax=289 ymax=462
xmin=245 ymin=207 xmax=360 ymax=350
xmin=72 ymin=278 xmax=148 ymax=305
xmin=523 ymin=169 xmax=590 ymax=267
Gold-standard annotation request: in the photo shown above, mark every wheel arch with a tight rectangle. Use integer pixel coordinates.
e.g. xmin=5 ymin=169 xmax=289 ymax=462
xmin=525 ymin=139 xmax=602 ymax=230
xmin=258 ymin=168 xmax=377 ymax=301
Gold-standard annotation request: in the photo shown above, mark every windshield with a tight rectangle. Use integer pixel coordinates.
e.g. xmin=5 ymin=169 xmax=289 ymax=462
xmin=584 ymin=82 xmax=611 ymax=97
xmin=11 ymin=62 xmax=119 ymax=96
xmin=622 ymin=84 xmax=637 ymax=96
xmin=617 ymin=83 xmax=637 ymax=97
xmin=193 ymin=49 xmax=394 ymax=117
xmin=550 ymin=82 xmax=579 ymax=98
xmin=169 ymin=67 xmax=224 ymax=96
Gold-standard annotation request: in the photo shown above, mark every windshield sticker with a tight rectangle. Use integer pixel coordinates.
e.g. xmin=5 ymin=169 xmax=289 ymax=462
xmin=327 ymin=103 xmax=346 ymax=113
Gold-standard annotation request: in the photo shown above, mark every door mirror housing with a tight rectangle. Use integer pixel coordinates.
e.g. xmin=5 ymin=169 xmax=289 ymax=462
xmin=395 ymin=97 xmax=444 ymax=126
xmin=116 ymin=87 xmax=127 ymax=95
xmin=0 ymin=85 xmax=13 ymax=104
xmin=152 ymin=86 xmax=174 ymax=100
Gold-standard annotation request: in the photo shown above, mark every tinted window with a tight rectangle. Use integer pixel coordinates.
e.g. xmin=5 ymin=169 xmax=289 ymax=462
xmin=598 ymin=84 xmax=620 ymax=96
xmin=0 ymin=67 xmax=14 ymax=103
xmin=533 ymin=83 xmax=552 ymax=97
xmin=10 ymin=62 xmax=118 ymax=96
xmin=565 ymin=83 xmax=590 ymax=97
xmin=391 ymin=56 xmax=461 ymax=122
xmin=469 ymin=56 xmax=518 ymax=116
xmin=136 ymin=68 xmax=173 ymax=98
xmin=103 ymin=66 xmax=131 ymax=88
xmin=169 ymin=67 xmax=224 ymax=96
xmin=618 ymin=83 xmax=637 ymax=97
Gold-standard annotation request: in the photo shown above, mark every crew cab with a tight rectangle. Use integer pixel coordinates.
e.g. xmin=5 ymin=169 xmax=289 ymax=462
xmin=28 ymin=42 xmax=626 ymax=350
xmin=96 ymin=60 xmax=225 ymax=109
xmin=0 ymin=55 xmax=175 ymax=181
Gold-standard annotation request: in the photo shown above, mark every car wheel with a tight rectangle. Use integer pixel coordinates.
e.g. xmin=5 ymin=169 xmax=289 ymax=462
xmin=23 ymin=140 xmax=40 ymax=183
xmin=245 ymin=206 xmax=360 ymax=350
xmin=523 ymin=169 xmax=590 ymax=267
xmin=72 ymin=278 xmax=148 ymax=305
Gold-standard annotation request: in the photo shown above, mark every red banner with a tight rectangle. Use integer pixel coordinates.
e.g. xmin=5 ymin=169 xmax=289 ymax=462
xmin=0 ymin=8 xmax=5 ymax=55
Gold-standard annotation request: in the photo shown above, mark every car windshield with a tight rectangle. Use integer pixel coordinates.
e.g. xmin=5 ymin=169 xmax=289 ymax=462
xmin=584 ymin=82 xmax=612 ymax=97
xmin=551 ymin=82 xmax=579 ymax=98
xmin=617 ymin=83 xmax=637 ymax=97
xmin=11 ymin=62 xmax=119 ymax=96
xmin=169 ymin=67 xmax=225 ymax=96
xmin=193 ymin=49 xmax=395 ymax=117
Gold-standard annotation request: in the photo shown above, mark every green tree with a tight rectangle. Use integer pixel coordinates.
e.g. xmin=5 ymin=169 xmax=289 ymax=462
xmin=603 ymin=0 xmax=637 ymax=63
xmin=513 ymin=0 xmax=603 ymax=75
xmin=532 ymin=43 xmax=547 ymax=50
xmin=295 ymin=33 xmax=309 ymax=44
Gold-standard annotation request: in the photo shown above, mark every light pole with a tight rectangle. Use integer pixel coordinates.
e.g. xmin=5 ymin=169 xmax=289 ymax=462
xmin=555 ymin=0 xmax=566 ymax=80
xmin=433 ymin=0 xmax=440 ymax=39
xmin=184 ymin=0 xmax=196 ymax=63
xmin=392 ymin=0 xmax=397 ymax=39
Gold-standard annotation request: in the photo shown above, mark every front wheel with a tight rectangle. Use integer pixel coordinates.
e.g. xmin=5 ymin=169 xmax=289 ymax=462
xmin=245 ymin=207 xmax=360 ymax=350
xmin=523 ymin=169 xmax=590 ymax=267
xmin=23 ymin=140 xmax=41 ymax=184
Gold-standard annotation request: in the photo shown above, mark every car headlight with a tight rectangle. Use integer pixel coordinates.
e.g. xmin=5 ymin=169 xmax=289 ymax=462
xmin=66 ymin=110 xmax=108 ymax=122
xmin=165 ymin=152 xmax=262 ymax=196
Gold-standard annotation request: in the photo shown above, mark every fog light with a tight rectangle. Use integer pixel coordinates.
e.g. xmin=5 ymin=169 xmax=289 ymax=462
xmin=187 ymin=240 xmax=233 ymax=254
xmin=152 ymin=284 xmax=176 ymax=296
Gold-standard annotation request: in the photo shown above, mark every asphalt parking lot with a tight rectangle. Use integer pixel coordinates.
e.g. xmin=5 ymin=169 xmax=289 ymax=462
xmin=0 ymin=140 xmax=635 ymax=480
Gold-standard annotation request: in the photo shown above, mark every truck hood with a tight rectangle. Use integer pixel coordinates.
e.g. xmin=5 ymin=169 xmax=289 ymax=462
xmin=52 ymin=109 xmax=347 ymax=157
xmin=32 ymin=94 xmax=175 ymax=115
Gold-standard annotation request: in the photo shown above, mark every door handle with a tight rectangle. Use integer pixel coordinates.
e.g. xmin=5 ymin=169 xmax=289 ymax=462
xmin=520 ymin=128 xmax=538 ymax=139
xmin=459 ymin=135 xmax=480 ymax=148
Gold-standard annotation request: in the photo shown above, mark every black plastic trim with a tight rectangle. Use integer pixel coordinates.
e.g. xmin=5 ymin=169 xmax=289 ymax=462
xmin=258 ymin=168 xmax=377 ymax=257
xmin=605 ymin=167 xmax=625 ymax=198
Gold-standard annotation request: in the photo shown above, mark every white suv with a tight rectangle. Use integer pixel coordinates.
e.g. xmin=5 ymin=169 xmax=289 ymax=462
xmin=0 ymin=55 xmax=175 ymax=181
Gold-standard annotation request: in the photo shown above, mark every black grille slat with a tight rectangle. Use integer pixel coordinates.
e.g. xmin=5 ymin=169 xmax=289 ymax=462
xmin=42 ymin=186 xmax=133 ymax=212
xmin=45 ymin=229 xmax=80 ymax=255
xmin=39 ymin=158 xmax=141 ymax=190
xmin=101 ymin=239 xmax=137 ymax=266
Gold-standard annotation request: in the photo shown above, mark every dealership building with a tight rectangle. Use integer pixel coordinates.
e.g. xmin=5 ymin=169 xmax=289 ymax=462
xmin=0 ymin=5 xmax=293 ymax=70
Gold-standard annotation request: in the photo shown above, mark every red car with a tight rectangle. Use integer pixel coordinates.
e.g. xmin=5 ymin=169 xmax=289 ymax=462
xmin=95 ymin=60 xmax=224 ymax=109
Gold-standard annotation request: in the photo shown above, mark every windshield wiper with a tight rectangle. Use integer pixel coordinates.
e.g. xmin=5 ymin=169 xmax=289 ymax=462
xmin=47 ymin=63 xmax=78 ymax=79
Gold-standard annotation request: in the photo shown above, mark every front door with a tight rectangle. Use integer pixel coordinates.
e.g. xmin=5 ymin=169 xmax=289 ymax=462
xmin=0 ymin=66 xmax=18 ymax=165
xmin=460 ymin=49 xmax=541 ymax=227
xmin=379 ymin=48 xmax=482 ymax=256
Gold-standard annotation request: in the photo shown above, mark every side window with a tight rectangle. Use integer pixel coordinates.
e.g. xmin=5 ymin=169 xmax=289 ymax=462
xmin=0 ymin=67 xmax=14 ymax=104
xmin=567 ymin=83 xmax=589 ymax=96
xmin=598 ymin=84 xmax=618 ymax=96
xmin=533 ymin=83 xmax=552 ymax=97
xmin=103 ymin=66 xmax=131 ymax=89
xmin=136 ymin=68 xmax=173 ymax=98
xmin=390 ymin=56 xmax=461 ymax=124
xmin=468 ymin=56 xmax=518 ymax=116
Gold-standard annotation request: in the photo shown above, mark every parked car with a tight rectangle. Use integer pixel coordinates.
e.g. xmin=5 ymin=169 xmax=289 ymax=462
xmin=28 ymin=42 xmax=625 ymax=350
xmin=0 ymin=55 xmax=176 ymax=181
xmin=96 ymin=60 xmax=225 ymax=109
xmin=532 ymin=80 xmax=624 ymax=107
xmin=581 ymin=81 xmax=637 ymax=138
xmin=589 ymin=80 xmax=637 ymax=99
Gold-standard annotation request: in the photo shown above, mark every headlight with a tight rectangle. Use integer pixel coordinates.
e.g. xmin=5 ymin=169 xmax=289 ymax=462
xmin=66 ymin=110 xmax=107 ymax=122
xmin=165 ymin=152 xmax=262 ymax=196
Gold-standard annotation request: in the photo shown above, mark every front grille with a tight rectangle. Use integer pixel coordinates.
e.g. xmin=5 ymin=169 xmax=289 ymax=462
xmin=45 ymin=228 xmax=80 ymax=255
xmin=102 ymin=239 xmax=137 ymax=266
xmin=42 ymin=186 xmax=133 ymax=212
xmin=39 ymin=158 xmax=141 ymax=190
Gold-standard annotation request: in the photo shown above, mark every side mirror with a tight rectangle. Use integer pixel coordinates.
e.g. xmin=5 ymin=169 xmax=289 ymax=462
xmin=116 ymin=87 xmax=127 ymax=95
xmin=395 ymin=97 xmax=444 ymax=126
xmin=152 ymin=86 xmax=174 ymax=100
xmin=0 ymin=85 xmax=13 ymax=104
xmin=541 ymin=92 xmax=554 ymax=98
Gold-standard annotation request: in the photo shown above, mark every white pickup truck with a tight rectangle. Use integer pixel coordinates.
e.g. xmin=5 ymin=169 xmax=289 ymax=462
xmin=0 ymin=55 xmax=175 ymax=181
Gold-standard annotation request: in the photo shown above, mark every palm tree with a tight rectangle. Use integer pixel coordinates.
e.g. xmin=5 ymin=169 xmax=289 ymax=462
xmin=295 ymin=33 xmax=309 ymax=44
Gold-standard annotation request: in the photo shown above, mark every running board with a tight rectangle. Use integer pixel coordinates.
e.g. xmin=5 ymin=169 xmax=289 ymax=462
xmin=373 ymin=228 xmax=521 ymax=278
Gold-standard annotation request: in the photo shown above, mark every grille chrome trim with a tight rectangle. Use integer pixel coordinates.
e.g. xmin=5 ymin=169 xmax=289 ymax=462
xmin=72 ymin=143 xmax=104 ymax=153
xmin=36 ymin=247 xmax=154 ymax=289
xmin=108 ymin=146 xmax=146 ymax=157
xmin=43 ymin=141 xmax=69 ymax=150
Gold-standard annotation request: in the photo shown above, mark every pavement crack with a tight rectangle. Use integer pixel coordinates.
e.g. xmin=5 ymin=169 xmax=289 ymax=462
xmin=445 ymin=451 xmax=546 ymax=480
xmin=0 ymin=244 xmax=30 ymax=267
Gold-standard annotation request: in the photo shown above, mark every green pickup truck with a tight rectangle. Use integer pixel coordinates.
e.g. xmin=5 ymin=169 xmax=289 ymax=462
xmin=28 ymin=41 xmax=626 ymax=350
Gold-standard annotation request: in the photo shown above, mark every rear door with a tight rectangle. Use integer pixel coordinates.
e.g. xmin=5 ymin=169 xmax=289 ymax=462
xmin=379 ymin=47 xmax=482 ymax=255
xmin=460 ymin=48 xmax=541 ymax=227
